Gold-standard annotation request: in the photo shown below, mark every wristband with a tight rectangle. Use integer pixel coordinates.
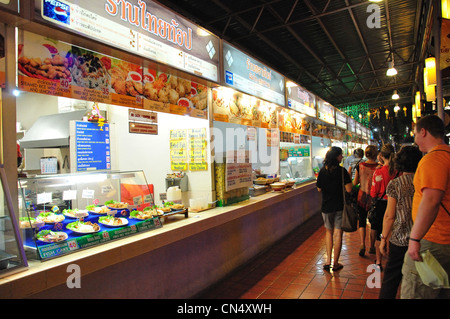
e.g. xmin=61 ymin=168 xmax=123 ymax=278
xmin=409 ymin=237 xmax=421 ymax=242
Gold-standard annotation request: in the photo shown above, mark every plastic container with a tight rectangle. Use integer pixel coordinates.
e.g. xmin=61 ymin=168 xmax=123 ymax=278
xmin=167 ymin=186 xmax=182 ymax=203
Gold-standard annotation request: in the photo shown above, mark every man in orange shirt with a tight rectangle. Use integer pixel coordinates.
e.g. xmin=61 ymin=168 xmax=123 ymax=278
xmin=401 ymin=115 xmax=450 ymax=299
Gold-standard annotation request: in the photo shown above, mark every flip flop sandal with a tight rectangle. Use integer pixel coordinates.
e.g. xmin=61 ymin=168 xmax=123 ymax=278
xmin=332 ymin=263 xmax=344 ymax=271
xmin=323 ymin=264 xmax=331 ymax=270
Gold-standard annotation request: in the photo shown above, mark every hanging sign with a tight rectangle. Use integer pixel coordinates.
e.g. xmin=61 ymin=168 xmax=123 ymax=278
xmin=317 ymin=99 xmax=335 ymax=124
xmin=38 ymin=0 xmax=219 ymax=82
xmin=335 ymin=109 xmax=347 ymax=130
xmin=287 ymin=85 xmax=316 ymax=118
xmin=223 ymin=42 xmax=285 ymax=106
xmin=74 ymin=121 xmax=111 ymax=171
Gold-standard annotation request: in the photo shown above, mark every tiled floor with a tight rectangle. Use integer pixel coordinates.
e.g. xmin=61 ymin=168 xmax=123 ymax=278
xmin=198 ymin=213 xmax=388 ymax=299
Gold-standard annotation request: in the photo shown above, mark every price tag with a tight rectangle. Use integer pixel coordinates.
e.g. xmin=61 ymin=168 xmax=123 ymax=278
xmin=144 ymin=194 xmax=154 ymax=205
xmin=37 ymin=192 xmax=52 ymax=204
xmin=63 ymin=190 xmax=77 ymax=200
xmin=60 ymin=78 xmax=70 ymax=90
xmin=82 ymin=189 xmax=95 ymax=199
xmin=67 ymin=239 xmax=79 ymax=251
xmin=133 ymin=195 xmax=143 ymax=206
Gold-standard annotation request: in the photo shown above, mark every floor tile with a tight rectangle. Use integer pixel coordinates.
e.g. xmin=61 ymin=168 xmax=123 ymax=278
xmin=197 ymin=213 xmax=386 ymax=299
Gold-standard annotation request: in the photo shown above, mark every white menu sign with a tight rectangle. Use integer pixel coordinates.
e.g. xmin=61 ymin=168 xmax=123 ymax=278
xmin=38 ymin=0 xmax=220 ymax=82
xmin=223 ymin=42 xmax=285 ymax=106
xmin=317 ymin=99 xmax=335 ymax=124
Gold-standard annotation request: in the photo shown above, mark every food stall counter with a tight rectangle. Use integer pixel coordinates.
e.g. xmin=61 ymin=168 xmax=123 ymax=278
xmin=0 ymin=181 xmax=320 ymax=299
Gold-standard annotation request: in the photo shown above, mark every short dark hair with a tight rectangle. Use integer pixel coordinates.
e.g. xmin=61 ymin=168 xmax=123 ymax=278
xmin=415 ymin=115 xmax=445 ymax=139
xmin=354 ymin=148 xmax=364 ymax=158
xmin=394 ymin=145 xmax=422 ymax=173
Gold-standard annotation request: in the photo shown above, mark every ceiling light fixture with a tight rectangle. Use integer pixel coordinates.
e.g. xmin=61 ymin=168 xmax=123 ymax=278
xmin=386 ymin=61 xmax=397 ymax=76
xmin=392 ymin=90 xmax=399 ymax=100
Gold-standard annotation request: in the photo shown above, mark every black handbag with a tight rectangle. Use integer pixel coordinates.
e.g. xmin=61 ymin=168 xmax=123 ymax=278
xmin=367 ymin=190 xmax=386 ymax=225
xmin=341 ymin=168 xmax=358 ymax=232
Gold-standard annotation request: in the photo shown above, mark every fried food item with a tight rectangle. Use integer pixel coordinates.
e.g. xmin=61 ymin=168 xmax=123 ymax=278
xmin=112 ymin=80 xmax=128 ymax=95
xmin=144 ymin=82 xmax=158 ymax=100
xmin=158 ymin=86 xmax=170 ymax=102
xmin=191 ymin=90 xmax=207 ymax=110
xmin=18 ymin=54 xmax=70 ymax=80
xmin=168 ymin=88 xmax=179 ymax=104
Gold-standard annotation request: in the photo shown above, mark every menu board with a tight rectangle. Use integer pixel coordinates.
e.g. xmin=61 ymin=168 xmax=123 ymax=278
xmin=281 ymin=145 xmax=310 ymax=158
xmin=223 ymin=42 xmax=285 ymax=106
xmin=18 ymin=30 xmax=208 ymax=119
xmin=287 ymin=85 xmax=316 ymax=118
xmin=348 ymin=117 xmax=356 ymax=133
xmin=74 ymin=121 xmax=111 ymax=171
xmin=317 ymin=99 xmax=335 ymax=124
xmin=335 ymin=109 xmax=347 ymax=130
xmin=170 ymin=129 xmax=187 ymax=171
xmin=188 ymin=128 xmax=207 ymax=171
xmin=225 ymin=162 xmax=252 ymax=192
xmin=38 ymin=0 xmax=219 ymax=82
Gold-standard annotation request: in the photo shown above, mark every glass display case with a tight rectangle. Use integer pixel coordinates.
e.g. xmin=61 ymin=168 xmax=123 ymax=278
xmin=0 ymin=165 xmax=28 ymax=278
xmin=18 ymin=170 xmax=186 ymax=261
xmin=279 ymin=138 xmax=315 ymax=185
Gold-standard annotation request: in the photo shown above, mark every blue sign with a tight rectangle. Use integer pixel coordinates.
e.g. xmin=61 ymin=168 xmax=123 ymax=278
xmin=42 ymin=0 xmax=71 ymax=25
xmin=225 ymin=71 xmax=234 ymax=85
xmin=75 ymin=121 xmax=111 ymax=171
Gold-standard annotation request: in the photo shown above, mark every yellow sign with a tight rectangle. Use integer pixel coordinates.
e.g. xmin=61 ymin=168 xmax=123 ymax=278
xmin=170 ymin=129 xmax=187 ymax=171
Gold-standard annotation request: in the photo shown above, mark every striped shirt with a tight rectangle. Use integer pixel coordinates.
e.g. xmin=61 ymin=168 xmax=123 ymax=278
xmin=386 ymin=174 xmax=415 ymax=246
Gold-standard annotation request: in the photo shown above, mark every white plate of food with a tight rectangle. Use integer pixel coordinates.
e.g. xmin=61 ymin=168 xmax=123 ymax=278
xmin=63 ymin=209 xmax=89 ymax=219
xmin=36 ymin=230 xmax=68 ymax=243
xmin=98 ymin=216 xmax=128 ymax=227
xmin=87 ymin=205 xmax=111 ymax=215
xmin=36 ymin=212 xmax=65 ymax=223
xmin=105 ymin=200 xmax=128 ymax=210
xmin=129 ymin=208 xmax=161 ymax=220
xmin=66 ymin=221 xmax=101 ymax=234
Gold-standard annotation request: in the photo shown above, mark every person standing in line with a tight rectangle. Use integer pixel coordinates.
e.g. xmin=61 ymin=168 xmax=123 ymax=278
xmin=343 ymin=149 xmax=356 ymax=170
xmin=352 ymin=145 xmax=379 ymax=257
xmin=379 ymin=145 xmax=422 ymax=299
xmin=370 ymin=144 xmax=397 ymax=269
xmin=316 ymin=146 xmax=352 ymax=272
xmin=401 ymin=115 xmax=450 ymax=299
xmin=348 ymin=148 xmax=365 ymax=180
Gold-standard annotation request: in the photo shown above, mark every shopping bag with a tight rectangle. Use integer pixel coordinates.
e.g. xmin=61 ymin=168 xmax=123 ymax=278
xmin=415 ymin=250 xmax=450 ymax=289
xmin=342 ymin=202 xmax=358 ymax=232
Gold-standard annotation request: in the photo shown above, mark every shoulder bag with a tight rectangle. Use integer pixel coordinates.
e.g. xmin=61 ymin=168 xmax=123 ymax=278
xmin=341 ymin=168 xmax=358 ymax=232
xmin=367 ymin=189 xmax=386 ymax=225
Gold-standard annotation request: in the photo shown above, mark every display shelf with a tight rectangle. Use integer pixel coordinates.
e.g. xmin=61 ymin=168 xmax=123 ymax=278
xmin=18 ymin=170 xmax=164 ymax=261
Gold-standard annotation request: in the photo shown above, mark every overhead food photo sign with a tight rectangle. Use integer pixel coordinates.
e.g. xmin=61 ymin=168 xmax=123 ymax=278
xmin=36 ymin=0 xmax=220 ymax=82
xmin=17 ymin=30 xmax=209 ymax=118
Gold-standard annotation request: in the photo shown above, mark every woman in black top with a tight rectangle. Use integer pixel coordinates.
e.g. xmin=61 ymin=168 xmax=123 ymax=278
xmin=316 ymin=146 xmax=353 ymax=271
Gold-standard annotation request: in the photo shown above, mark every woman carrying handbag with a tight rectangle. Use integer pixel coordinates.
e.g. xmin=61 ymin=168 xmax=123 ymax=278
xmin=352 ymin=145 xmax=379 ymax=257
xmin=370 ymin=144 xmax=398 ymax=270
xmin=316 ymin=147 xmax=352 ymax=271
